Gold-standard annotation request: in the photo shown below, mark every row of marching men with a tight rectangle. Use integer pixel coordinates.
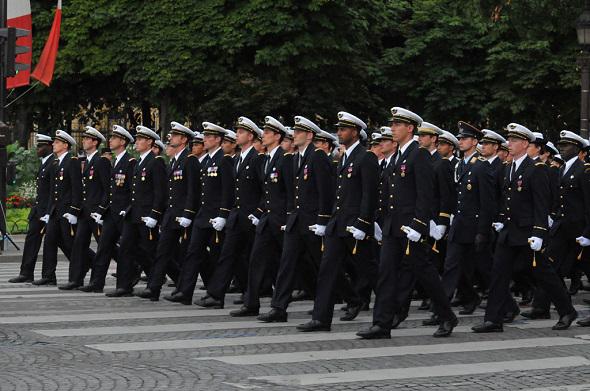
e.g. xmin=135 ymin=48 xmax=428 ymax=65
xmin=8 ymin=107 xmax=590 ymax=339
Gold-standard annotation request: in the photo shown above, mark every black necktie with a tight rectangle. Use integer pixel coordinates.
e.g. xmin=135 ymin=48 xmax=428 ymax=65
xmin=264 ymin=154 xmax=270 ymax=174
xmin=510 ymin=162 xmax=516 ymax=181
xmin=236 ymin=156 xmax=242 ymax=173
xmin=380 ymin=160 xmax=386 ymax=171
xmin=202 ymin=155 xmax=210 ymax=167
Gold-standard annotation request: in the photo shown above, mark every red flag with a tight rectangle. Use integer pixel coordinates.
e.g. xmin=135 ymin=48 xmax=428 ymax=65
xmin=6 ymin=0 xmax=32 ymax=89
xmin=31 ymin=0 xmax=62 ymax=87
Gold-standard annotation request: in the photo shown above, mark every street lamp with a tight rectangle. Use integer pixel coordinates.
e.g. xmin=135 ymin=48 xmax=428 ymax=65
xmin=577 ymin=0 xmax=590 ymax=138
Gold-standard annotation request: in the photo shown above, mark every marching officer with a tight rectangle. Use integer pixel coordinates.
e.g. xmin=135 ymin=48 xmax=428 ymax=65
xmin=9 ymin=134 xmax=54 ymax=283
xmin=526 ymin=131 xmax=590 ymax=319
xmin=231 ymin=116 xmax=291 ymax=316
xmin=165 ymin=122 xmax=234 ymax=304
xmin=80 ymin=125 xmax=136 ymax=292
xmin=195 ymin=117 xmax=264 ymax=308
xmin=34 ymin=130 xmax=81 ymax=286
xmin=439 ymin=123 xmax=494 ymax=316
xmin=61 ymin=126 xmax=111 ymax=290
xmin=472 ymin=123 xmax=577 ymax=332
xmin=357 ymin=107 xmax=457 ymax=339
xmin=297 ymin=112 xmax=379 ymax=331
xmin=257 ymin=115 xmax=333 ymax=322
xmin=106 ymin=126 xmax=167 ymax=297
xmin=137 ymin=122 xmax=199 ymax=301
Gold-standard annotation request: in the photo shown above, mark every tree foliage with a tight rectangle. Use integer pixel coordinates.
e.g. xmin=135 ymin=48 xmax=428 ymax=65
xmin=8 ymin=0 xmax=585 ymax=141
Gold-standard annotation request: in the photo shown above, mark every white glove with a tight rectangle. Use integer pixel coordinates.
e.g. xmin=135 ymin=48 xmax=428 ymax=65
xmin=141 ymin=216 xmax=157 ymax=229
xmin=577 ymin=236 xmax=590 ymax=247
xmin=90 ymin=212 xmax=103 ymax=225
xmin=119 ymin=210 xmax=126 ymax=217
xmin=248 ymin=214 xmax=259 ymax=226
xmin=548 ymin=215 xmax=554 ymax=228
xmin=374 ymin=222 xmax=382 ymax=242
xmin=429 ymin=220 xmax=445 ymax=241
xmin=492 ymin=222 xmax=504 ymax=232
xmin=308 ymin=224 xmax=326 ymax=237
xmin=401 ymin=225 xmax=421 ymax=242
xmin=346 ymin=226 xmax=366 ymax=241
xmin=177 ymin=217 xmax=192 ymax=228
xmin=211 ymin=217 xmax=226 ymax=231
xmin=39 ymin=214 xmax=49 ymax=223
xmin=528 ymin=236 xmax=543 ymax=251
xmin=62 ymin=213 xmax=77 ymax=225
xmin=280 ymin=225 xmax=286 ymax=231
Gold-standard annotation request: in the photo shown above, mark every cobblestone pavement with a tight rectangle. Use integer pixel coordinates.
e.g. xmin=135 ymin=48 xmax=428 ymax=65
xmin=1 ymin=258 xmax=590 ymax=391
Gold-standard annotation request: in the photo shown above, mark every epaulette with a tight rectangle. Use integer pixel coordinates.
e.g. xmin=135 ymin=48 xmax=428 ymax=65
xmin=585 ymin=163 xmax=590 ymax=166
xmin=477 ymin=156 xmax=486 ymax=161
xmin=71 ymin=156 xmax=78 ymax=160
xmin=155 ymin=155 xmax=164 ymax=159
xmin=502 ymin=161 xmax=509 ymax=165
xmin=187 ymin=154 xmax=196 ymax=157
xmin=284 ymin=152 xmax=293 ymax=156
xmin=419 ymin=146 xmax=427 ymax=149
xmin=535 ymin=162 xmax=545 ymax=166
xmin=470 ymin=156 xmax=477 ymax=164
xmin=315 ymin=148 xmax=322 ymax=152
xmin=224 ymin=154 xmax=232 ymax=157
xmin=129 ymin=157 xmax=136 ymax=161
xmin=258 ymin=152 xmax=265 ymax=155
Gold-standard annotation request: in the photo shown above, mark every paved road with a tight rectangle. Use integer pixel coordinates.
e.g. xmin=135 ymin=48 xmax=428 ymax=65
xmin=1 ymin=261 xmax=590 ymax=390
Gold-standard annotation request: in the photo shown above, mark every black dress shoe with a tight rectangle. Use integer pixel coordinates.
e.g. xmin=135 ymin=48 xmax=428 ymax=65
xmin=163 ymin=292 xmax=192 ymax=305
xmin=136 ymin=288 xmax=160 ymax=301
xmin=418 ymin=299 xmax=431 ymax=311
xmin=569 ymin=278 xmax=582 ymax=295
xmin=230 ymin=306 xmax=259 ymax=317
xmin=450 ymin=296 xmax=465 ymax=307
xmin=194 ymin=295 xmax=223 ymax=309
xmin=552 ymin=311 xmax=578 ymax=330
xmin=503 ymin=307 xmax=520 ymax=323
xmin=257 ymin=308 xmax=288 ymax=322
xmin=105 ymin=288 xmax=133 ymax=297
xmin=32 ymin=277 xmax=56 ymax=286
xmin=356 ymin=325 xmax=391 ymax=339
xmin=58 ymin=282 xmax=81 ymax=290
xmin=77 ymin=285 xmax=103 ymax=293
xmin=340 ymin=303 xmax=362 ymax=321
xmin=422 ymin=315 xmax=440 ymax=326
xmin=227 ymin=283 xmax=241 ymax=293
xmin=577 ymin=316 xmax=590 ymax=327
xmin=434 ymin=317 xmax=458 ymax=338
xmin=8 ymin=275 xmax=33 ymax=283
xmin=472 ymin=321 xmax=503 ymax=333
xmin=290 ymin=290 xmax=311 ymax=302
xmin=459 ymin=297 xmax=481 ymax=315
xmin=521 ymin=309 xmax=551 ymax=319
xmin=296 ymin=320 xmax=331 ymax=332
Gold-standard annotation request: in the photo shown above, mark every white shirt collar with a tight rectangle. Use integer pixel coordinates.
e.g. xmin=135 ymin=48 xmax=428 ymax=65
xmin=86 ymin=149 xmax=98 ymax=163
xmin=512 ymin=153 xmax=528 ymax=172
xmin=208 ymin=147 xmax=221 ymax=158
xmin=564 ymin=156 xmax=579 ymax=175
xmin=487 ymin=155 xmax=498 ymax=164
xmin=398 ymin=139 xmax=415 ymax=157
xmin=463 ymin=151 xmax=477 ymax=164
xmin=139 ymin=150 xmax=150 ymax=162
xmin=41 ymin=154 xmax=52 ymax=165
xmin=198 ymin=154 xmax=208 ymax=163
xmin=299 ymin=144 xmax=309 ymax=158
xmin=430 ymin=148 xmax=437 ymax=155
xmin=174 ymin=148 xmax=186 ymax=161
xmin=56 ymin=151 xmax=68 ymax=165
xmin=114 ymin=150 xmax=127 ymax=167
xmin=268 ymin=145 xmax=280 ymax=160
xmin=240 ymin=145 xmax=254 ymax=160
xmin=345 ymin=140 xmax=360 ymax=158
